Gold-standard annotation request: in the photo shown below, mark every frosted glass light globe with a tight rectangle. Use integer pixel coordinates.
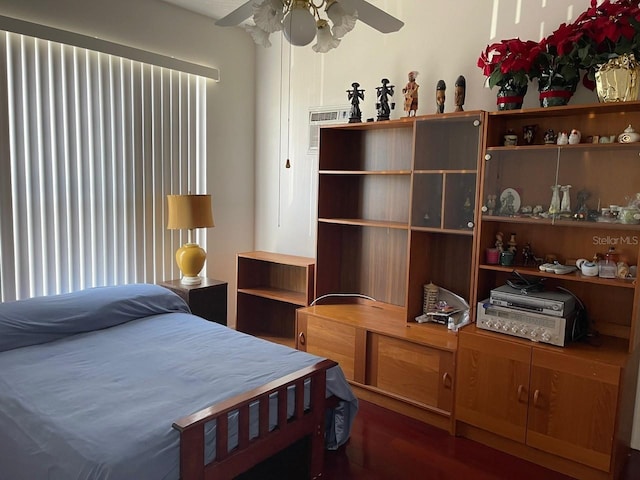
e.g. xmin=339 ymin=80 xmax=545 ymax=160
xmin=283 ymin=6 xmax=317 ymax=46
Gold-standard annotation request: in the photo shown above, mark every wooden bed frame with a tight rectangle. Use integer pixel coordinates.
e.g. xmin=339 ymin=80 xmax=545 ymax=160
xmin=173 ymin=358 xmax=338 ymax=480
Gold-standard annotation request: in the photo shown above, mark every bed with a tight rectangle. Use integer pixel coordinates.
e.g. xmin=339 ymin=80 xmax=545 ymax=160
xmin=0 ymin=284 xmax=357 ymax=480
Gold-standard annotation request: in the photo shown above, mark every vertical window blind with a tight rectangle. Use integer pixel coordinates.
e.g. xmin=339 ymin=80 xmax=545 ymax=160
xmin=0 ymin=31 xmax=207 ymax=302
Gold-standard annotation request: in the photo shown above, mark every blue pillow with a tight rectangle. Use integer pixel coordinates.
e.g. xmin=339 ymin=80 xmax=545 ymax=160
xmin=0 ymin=284 xmax=190 ymax=352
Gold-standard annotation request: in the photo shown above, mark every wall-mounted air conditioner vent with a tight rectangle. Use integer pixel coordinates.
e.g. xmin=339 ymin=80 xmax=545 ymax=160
xmin=308 ymin=106 xmax=350 ymax=153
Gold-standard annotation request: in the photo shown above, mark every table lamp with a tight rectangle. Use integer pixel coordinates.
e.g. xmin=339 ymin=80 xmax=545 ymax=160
xmin=166 ymin=194 xmax=215 ymax=285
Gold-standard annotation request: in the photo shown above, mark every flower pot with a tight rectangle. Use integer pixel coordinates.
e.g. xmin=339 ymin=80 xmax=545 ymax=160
xmin=496 ymin=85 xmax=527 ymax=110
xmin=595 ymin=54 xmax=640 ymax=102
xmin=538 ymin=84 xmax=575 ymax=107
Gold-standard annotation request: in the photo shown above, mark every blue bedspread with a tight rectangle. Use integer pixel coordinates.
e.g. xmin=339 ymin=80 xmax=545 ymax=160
xmin=0 ymin=285 xmax=357 ymax=480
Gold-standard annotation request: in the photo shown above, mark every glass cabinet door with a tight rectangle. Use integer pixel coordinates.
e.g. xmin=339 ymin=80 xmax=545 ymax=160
xmin=481 ymin=147 xmax=560 ymax=220
xmin=412 ymin=114 xmax=482 ymax=232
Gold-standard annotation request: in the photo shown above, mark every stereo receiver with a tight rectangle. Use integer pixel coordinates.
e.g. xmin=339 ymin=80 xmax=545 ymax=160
xmin=477 ymin=301 xmax=578 ymax=347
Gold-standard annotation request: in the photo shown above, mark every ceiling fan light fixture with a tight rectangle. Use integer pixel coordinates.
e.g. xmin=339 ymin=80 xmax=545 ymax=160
xmin=253 ymin=0 xmax=285 ymax=33
xmin=312 ymin=19 xmax=340 ymax=53
xmin=246 ymin=23 xmax=272 ymax=48
xmin=217 ymin=0 xmax=403 ymax=52
xmin=325 ymin=0 xmax=357 ymax=39
xmin=283 ymin=3 xmax=317 ymax=47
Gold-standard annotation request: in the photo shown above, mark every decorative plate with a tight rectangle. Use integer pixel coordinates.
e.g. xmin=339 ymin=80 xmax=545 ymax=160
xmin=499 ymin=188 xmax=521 ymax=215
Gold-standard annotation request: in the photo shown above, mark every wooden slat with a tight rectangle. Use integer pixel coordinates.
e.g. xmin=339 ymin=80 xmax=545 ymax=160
xmin=259 ymin=394 xmax=269 ymax=438
xmin=216 ymin=412 xmax=228 ymax=461
xmin=238 ymin=404 xmax=249 ymax=450
xmin=180 ymin=424 xmax=204 ymax=480
xmin=277 ymin=388 xmax=287 ymax=429
xmin=295 ymin=379 xmax=305 ymax=419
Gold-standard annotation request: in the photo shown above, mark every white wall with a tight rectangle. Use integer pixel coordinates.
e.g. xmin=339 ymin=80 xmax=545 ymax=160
xmin=0 ymin=0 xmax=256 ymax=326
xmin=251 ymin=0 xmax=640 ymax=450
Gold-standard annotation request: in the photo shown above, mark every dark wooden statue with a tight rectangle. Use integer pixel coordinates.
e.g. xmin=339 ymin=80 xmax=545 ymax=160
xmin=436 ymin=80 xmax=446 ymax=113
xmin=454 ymin=75 xmax=466 ymax=112
xmin=347 ymin=82 xmax=364 ymax=123
xmin=376 ymin=78 xmax=395 ymax=121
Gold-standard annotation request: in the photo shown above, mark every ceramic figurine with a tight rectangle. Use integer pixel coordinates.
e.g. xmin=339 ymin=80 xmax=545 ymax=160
xmin=347 ymin=82 xmax=364 ymax=123
xmin=618 ymin=124 xmax=640 ymax=143
xmin=454 ymin=75 xmax=466 ymax=112
xmin=486 ymin=194 xmax=497 ymax=215
xmin=402 ymin=71 xmax=419 ymax=117
xmin=435 ymin=80 xmax=446 ymax=114
xmin=556 ymin=131 xmax=568 ymax=145
xmin=544 ymin=129 xmax=556 ymax=144
xmin=504 ymin=130 xmax=517 ymax=146
xmin=568 ymin=129 xmax=581 ymax=144
xmin=549 ymin=185 xmax=561 ymax=215
xmin=574 ymin=189 xmax=590 ymax=220
xmin=560 ymin=185 xmax=572 ymax=213
xmin=522 ymin=124 xmax=537 ymax=145
xmin=375 ymin=78 xmax=395 ymax=121
xmin=507 ymin=233 xmax=517 ymax=255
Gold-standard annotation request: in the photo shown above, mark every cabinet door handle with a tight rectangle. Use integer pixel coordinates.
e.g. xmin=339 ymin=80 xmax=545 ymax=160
xmin=517 ymin=384 xmax=527 ymax=403
xmin=298 ymin=332 xmax=306 ymax=345
xmin=442 ymin=372 xmax=452 ymax=389
xmin=533 ymin=389 xmax=541 ymax=407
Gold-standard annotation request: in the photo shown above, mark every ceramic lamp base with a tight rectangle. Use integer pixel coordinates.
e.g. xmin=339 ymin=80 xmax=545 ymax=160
xmin=181 ymin=275 xmax=203 ymax=285
xmin=176 ymin=243 xmax=206 ymax=285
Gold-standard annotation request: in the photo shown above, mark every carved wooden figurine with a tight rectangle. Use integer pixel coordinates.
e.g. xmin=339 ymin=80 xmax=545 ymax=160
xmin=402 ymin=71 xmax=419 ymax=117
xmin=454 ymin=75 xmax=466 ymax=112
xmin=436 ymin=80 xmax=446 ymax=113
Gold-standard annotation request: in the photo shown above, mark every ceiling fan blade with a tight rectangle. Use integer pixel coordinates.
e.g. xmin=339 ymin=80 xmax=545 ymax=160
xmin=215 ymin=1 xmax=255 ymax=26
xmin=340 ymin=0 xmax=404 ymax=33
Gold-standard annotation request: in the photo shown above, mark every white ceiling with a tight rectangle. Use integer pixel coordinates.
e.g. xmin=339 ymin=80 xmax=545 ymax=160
xmin=160 ymin=0 xmax=247 ymax=22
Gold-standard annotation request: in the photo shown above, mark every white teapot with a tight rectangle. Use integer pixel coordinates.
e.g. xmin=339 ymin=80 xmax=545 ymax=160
xmin=618 ymin=124 xmax=640 ymax=143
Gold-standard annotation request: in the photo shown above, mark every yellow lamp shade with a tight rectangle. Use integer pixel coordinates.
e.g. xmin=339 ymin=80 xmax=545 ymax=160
xmin=166 ymin=194 xmax=214 ymax=230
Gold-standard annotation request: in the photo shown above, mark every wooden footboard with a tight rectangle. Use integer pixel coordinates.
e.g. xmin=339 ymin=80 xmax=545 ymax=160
xmin=172 ymin=358 xmax=338 ymax=480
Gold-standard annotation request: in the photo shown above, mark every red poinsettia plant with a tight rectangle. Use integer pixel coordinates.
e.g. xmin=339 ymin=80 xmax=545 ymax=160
xmin=529 ymin=22 xmax=583 ymax=91
xmin=477 ymin=38 xmax=542 ymax=90
xmin=571 ymin=0 xmax=640 ymax=87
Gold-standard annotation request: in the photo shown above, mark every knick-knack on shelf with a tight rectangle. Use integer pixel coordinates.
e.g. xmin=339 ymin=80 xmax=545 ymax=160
xmin=376 ymin=78 xmax=395 ymax=121
xmin=402 ymin=71 xmax=419 ymax=117
xmin=454 ymin=75 xmax=466 ymax=112
xmin=347 ymin=82 xmax=364 ymax=123
xmin=436 ymin=80 xmax=446 ymax=114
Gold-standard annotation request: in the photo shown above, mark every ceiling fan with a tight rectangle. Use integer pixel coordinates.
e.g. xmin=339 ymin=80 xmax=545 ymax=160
xmin=215 ymin=0 xmax=404 ymax=53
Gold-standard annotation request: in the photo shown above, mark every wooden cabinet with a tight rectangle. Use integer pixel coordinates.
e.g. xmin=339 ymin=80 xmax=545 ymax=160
xmin=296 ymin=303 xmax=457 ymax=430
xmin=236 ymin=251 xmax=314 ymax=347
xmin=455 ymin=102 xmax=640 ymax=480
xmin=160 ymin=278 xmax=228 ymax=325
xmin=456 ymin=330 xmax=531 ymax=443
xmin=308 ymin=113 xmax=484 ymax=426
xmin=456 ymin=327 xmax=625 ymax=475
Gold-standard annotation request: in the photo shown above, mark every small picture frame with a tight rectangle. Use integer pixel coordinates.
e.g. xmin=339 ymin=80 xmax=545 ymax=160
xmin=591 ymin=135 xmax=600 ymax=143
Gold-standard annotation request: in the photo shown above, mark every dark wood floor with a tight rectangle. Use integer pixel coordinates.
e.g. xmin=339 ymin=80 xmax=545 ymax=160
xmin=322 ymin=400 xmax=640 ymax=480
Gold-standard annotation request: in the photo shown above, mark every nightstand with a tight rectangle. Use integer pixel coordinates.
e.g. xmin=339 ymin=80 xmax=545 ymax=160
xmin=159 ymin=278 xmax=228 ymax=326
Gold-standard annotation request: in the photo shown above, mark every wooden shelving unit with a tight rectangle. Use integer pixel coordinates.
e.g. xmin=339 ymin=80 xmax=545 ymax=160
xmin=455 ymin=101 xmax=640 ymax=480
xmin=299 ymin=111 xmax=485 ymax=429
xmin=236 ymin=251 xmax=314 ymax=348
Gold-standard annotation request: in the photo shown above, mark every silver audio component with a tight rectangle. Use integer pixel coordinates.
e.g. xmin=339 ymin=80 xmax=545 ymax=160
xmin=489 ymin=285 xmax=576 ymax=318
xmin=477 ymin=301 xmax=577 ymax=347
